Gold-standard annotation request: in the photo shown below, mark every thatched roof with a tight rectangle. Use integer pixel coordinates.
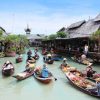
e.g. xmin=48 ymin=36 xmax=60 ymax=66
xmin=94 ymin=14 xmax=100 ymax=22
xmin=64 ymin=14 xmax=100 ymax=39
xmin=58 ymin=27 xmax=67 ymax=32
xmin=68 ymin=20 xmax=86 ymax=29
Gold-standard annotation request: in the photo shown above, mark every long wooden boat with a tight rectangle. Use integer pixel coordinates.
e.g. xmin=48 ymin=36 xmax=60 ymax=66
xmin=2 ymin=63 xmax=14 ymax=76
xmin=33 ymin=69 xmax=53 ymax=84
xmin=13 ymin=70 xmax=34 ymax=81
xmin=71 ymin=57 xmax=93 ymax=65
xmin=65 ymin=71 xmax=100 ymax=98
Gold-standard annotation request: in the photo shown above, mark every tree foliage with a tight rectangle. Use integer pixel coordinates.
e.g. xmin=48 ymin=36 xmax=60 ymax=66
xmin=48 ymin=34 xmax=57 ymax=40
xmin=57 ymin=32 xmax=66 ymax=38
xmin=91 ymin=29 xmax=100 ymax=40
xmin=90 ymin=29 xmax=100 ymax=52
xmin=5 ymin=34 xmax=28 ymax=53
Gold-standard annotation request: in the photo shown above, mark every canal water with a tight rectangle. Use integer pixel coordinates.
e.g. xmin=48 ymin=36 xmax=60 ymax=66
xmin=0 ymin=48 xmax=100 ymax=100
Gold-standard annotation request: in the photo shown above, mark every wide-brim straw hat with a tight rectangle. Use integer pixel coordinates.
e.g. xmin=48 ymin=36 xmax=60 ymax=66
xmin=47 ymin=54 xmax=51 ymax=57
xmin=88 ymin=63 xmax=93 ymax=66
xmin=63 ymin=58 xmax=67 ymax=61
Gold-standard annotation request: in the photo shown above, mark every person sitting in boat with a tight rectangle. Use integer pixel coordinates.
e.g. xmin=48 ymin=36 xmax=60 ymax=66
xmin=86 ymin=63 xmax=95 ymax=78
xmin=34 ymin=52 xmax=39 ymax=58
xmin=41 ymin=64 xmax=49 ymax=78
xmin=81 ymin=54 xmax=86 ymax=62
xmin=18 ymin=54 xmax=22 ymax=58
xmin=35 ymin=47 xmax=38 ymax=52
xmin=27 ymin=49 xmax=32 ymax=57
xmin=96 ymin=81 xmax=100 ymax=96
xmin=27 ymin=55 xmax=32 ymax=61
xmin=3 ymin=61 xmax=13 ymax=69
xmin=47 ymin=54 xmax=52 ymax=61
xmin=26 ymin=62 xmax=32 ymax=72
xmin=62 ymin=58 xmax=68 ymax=67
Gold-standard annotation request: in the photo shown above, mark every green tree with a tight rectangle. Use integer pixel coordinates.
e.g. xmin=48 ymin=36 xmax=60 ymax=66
xmin=48 ymin=34 xmax=57 ymax=40
xmin=57 ymin=32 xmax=66 ymax=38
xmin=0 ymin=30 xmax=3 ymax=36
xmin=91 ymin=29 xmax=100 ymax=52
xmin=42 ymin=36 xmax=49 ymax=41
xmin=5 ymin=34 xmax=28 ymax=53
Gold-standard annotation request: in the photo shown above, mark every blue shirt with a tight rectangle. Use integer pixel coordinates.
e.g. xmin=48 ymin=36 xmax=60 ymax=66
xmin=42 ymin=67 xmax=49 ymax=78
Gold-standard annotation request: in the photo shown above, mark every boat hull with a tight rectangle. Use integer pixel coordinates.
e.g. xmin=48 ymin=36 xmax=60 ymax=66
xmin=34 ymin=71 xmax=53 ymax=84
xmin=66 ymin=72 xmax=100 ymax=98
xmin=13 ymin=70 xmax=34 ymax=81
xmin=2 ymin=68 xmax=14 ymax=76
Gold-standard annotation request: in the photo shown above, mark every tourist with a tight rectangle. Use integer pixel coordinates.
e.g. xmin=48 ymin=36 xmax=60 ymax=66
xmin=96 ymin=81 xmax=100 ymax=96
xmin=41 ymin=64 xmax=49 ymax=78
xmin=84 ymin=44 xmax=88 ymax=56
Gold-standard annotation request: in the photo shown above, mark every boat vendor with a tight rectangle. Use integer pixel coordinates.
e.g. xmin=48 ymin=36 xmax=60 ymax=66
xmin=62 ymin=58 xmax=68 ymax=67
xmin=41 ymin=64 xmax=49 ymax=78
xmin=96 ymin=80 xmax=100 ymax=96
xmin=26 ymin=62 xmax=35 ymax=72
xmin=4 ymin=61 xmax=12 ymax=67
xmin=86 ymin=63 xmax=95 ymax=78
xmin=3 ymin=61 xmax=13 ymax=69
xmin=81 ymin=54 xmax=86 ymax=62
xmin=47 ymin=54 xmax=52 ymax=60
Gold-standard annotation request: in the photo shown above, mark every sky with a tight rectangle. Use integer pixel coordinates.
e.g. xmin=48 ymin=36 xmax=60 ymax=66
xmin=0 ymin=0 xmax=100 ymax=35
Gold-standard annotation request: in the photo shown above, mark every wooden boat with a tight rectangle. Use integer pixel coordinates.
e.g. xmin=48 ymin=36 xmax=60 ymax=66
xmin=71 ymin=57 xmax=93 ymax=65
xmin=16 ymin=57 xmax=22 ymax=63
xmin=65 ymin=71 xmax=100 ymax=98
xmin=2 ymin=63 xmax=14 ymax=76
xmin=33 ymin=68 xmax=53 ymax=84
xmin=13 ymin=70 xmax=34 ymax=81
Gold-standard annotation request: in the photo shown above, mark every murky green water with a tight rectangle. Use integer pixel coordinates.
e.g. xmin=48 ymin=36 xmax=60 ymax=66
xmin=0 ymin=48 xmax=100 ymax=100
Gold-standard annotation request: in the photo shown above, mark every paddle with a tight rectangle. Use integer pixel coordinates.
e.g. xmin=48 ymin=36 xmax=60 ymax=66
xmin=54 ymin=77 xmax=57 ymax=81
xmin=52 ymin=74 xmax=57 ymax=81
